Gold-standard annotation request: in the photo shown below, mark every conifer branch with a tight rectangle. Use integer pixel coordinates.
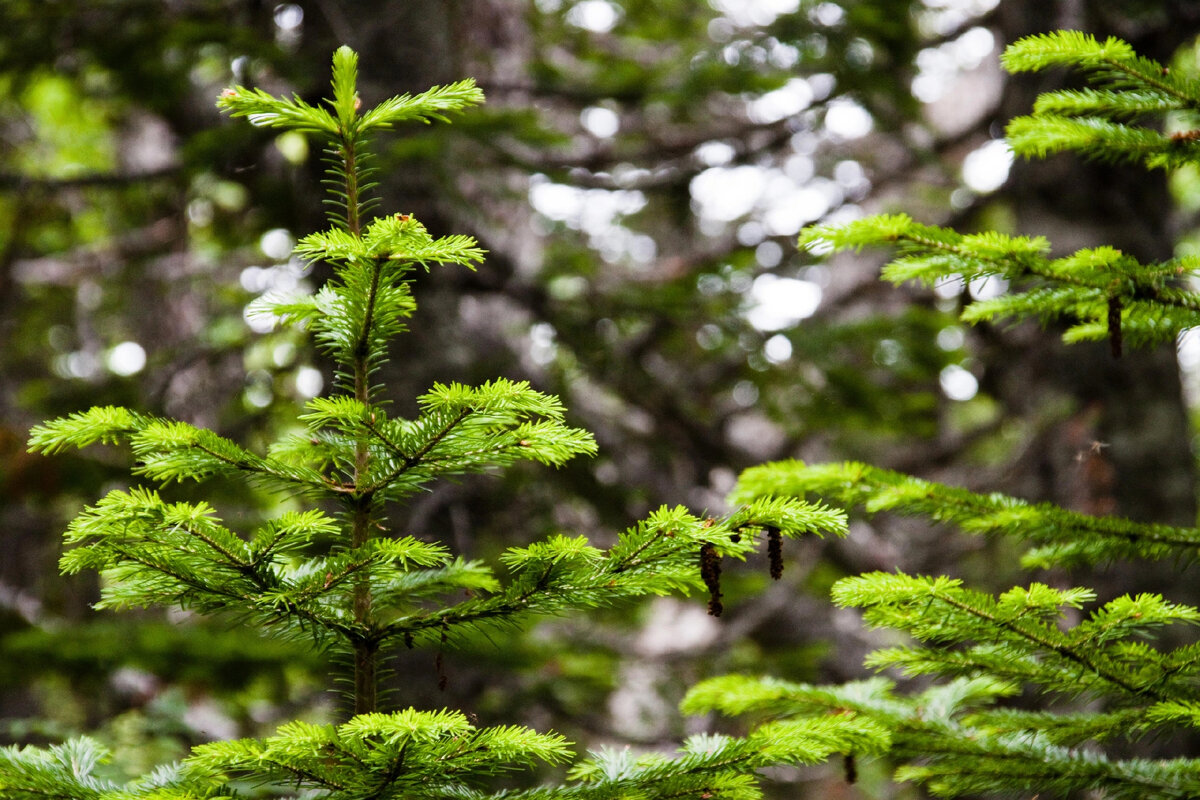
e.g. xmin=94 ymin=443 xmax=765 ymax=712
xmin=734 ymin=459 xmax=1200 ymax=567
xmin=379 ymin=501 xmax=843 ymax=646
xmin=368 ymin=405 xmax=474 ymax=487
xmin=1000 ymin=31 xmax=1200 ymax=107
xmin=842 ymin=573 xmax=1164 ymax=701
xmin=999 ymin=31 xmax=1200 ymax=170
xmin=801 ymin=215 xmax=1200 ymax=353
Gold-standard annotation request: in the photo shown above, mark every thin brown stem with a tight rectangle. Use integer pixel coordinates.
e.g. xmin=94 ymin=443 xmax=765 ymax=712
xmin=341 ymin=128 xmax=377 ymax=717
xmin=344 ymin=138 xmax=361 ymax=238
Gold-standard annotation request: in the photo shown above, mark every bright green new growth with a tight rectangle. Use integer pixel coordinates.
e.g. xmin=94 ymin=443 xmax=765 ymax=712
xmin=801 ymin=214 xmax=1200 ymax=357
xmin=734 ymin=459 xmax=1200 ymax=568
xmin=802 ymin=30 xmax=1200 ymax=358
xmin=8 ymin=46 xmax=847 ymax=800
xmin=1001 ymin=31 xmax=1200 ymax=167
xmin=689 ymin=31 xmax=1200 ymax=799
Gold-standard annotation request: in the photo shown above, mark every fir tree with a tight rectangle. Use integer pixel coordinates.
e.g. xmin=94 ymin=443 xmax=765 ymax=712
xmin=2 ymin=46 xmax=847 ymax=800
xmin=685 ymin=31 xmax=1200 ymax=798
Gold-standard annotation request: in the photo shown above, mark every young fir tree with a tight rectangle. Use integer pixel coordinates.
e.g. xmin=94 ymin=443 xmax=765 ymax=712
xmin=1 ymin=47 xmax=850 ymax=800
xmin=683 ymin=31 xmax=1200 ymax=798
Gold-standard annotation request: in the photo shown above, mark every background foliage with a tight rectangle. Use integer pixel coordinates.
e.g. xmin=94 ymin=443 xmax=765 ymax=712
xmin=4 ymin=1 xmax=1200 ymax=797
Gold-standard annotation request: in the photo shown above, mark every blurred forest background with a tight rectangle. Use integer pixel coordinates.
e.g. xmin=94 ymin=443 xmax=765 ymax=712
xmin=3 ymin=0 xmax=1200 ymax=796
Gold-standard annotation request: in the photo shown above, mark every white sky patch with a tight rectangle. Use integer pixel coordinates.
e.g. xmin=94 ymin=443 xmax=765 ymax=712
xmin=764 ymin=333 xmax=793 ymax=363
xmin=530 ymin=177 xmax=646 ymax=230
xmin=807 ymin=73 xmax=836 ymax=101
xmin=58 ymin=351 xmax=100 ymax=379
xmin=968 ymin=273 xmax=1009 ymax=301
xmin=737 ymin=221 xmax=766 ymax=246
xmin=529 ymin=322 xmax=558 ymax=365
xmin=732 ymin=380 xmax=759 ymax=406
xmin=762 ymin=179 xmax=840 ymax=236
xmin=274 ymin=4 xmax=303 ymax=31
xmin=240 ymin=262 xmax=308 ymax=298
xmin=824 ymin=98 xmax=874 ymax=139
xmin=784 ymin=153 xmax=815 ymax=183
xmin=768 ymin=41 xmax=801 ymax=69
xmin=809 ymin=2 xmax=845 ymax=26
xmin=529 ymin=175 xmax=651 ymax=264
xmin=1179 ymin=329 xmax=1200 ymax=371
xmin=1178 ymin=329 xmax=1200 ymax=409
xmin=934 ymin=274 xmax=965 ymax=299
xmin=746 ymin=274 xmax=822 ymax=331
xmin=846 ymin=39 xmax=875 ymax=68
xmin=710 ymin=0 xmax=800 ymax=27
xmin=955 ymin=25 xmax=997 ymax=66
xmin=691 ymin=163 xmax=843 ymax=231
xmin=244 ymin=370 xmax=273 ymax=408
xmin=691 ymin=165 xmax=767 ymax=221
xmin=239 ymin=249 xmax=314 ymax=336
xmin=833 ymin=159 xmax=866 ymax=188
xmin=913 ymin=25 xmax=997 ymax=102
xmin=940 ymin=363 xmax=979 ymax=401
xmin=295 ymin=366 xmax=324 ymax=398
xmin=823 ymin=202 xmax=864 ymax=225
xmin=915 ymin=0 xmax=1000 ymax=38
xmin=106 ymin=341 xmax=146 ymax=376
xmin=273 ymin=342 xmax=296 ymax=367
xmin=565 ymin=0 xmax=620 ymax=31
xmin=936 ymin=325 xmax=965 ymax=351
xmin=762 ymin=189 xmax=827 ymax=235
xmin=230 ymin=55 xmax=248 ymax=83
xmin=747 ymin=78 xmax=814 ymax=123
xmin=260 ymin=228 xmax=294 ymax=261
xmin=695 ymin=141 xmax=736 ymax=167
xmin=244 ymin=304 xmax=277 ymax=333
xmin=962 ymin=138 xmax=1013 ymax=192
xmin=756 ymin=240 xmax=783 ymax=267
xmin=581 ymin=106 xmax=619 ymax=138
xmin=273 ymin=3 xmax=303 ymax=46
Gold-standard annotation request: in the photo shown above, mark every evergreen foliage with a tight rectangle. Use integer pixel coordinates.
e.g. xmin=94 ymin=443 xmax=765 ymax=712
xmin=799 ymin=29 xmax=1200 ymax=359
xmin=686 ymin=31 xmax=1200 ymax=798
xmin=13 ymin=24 xmax=1200 ymax=800
xmin=734 ymin=459 xmax=1200 ymax=568
xmin=5 ymin=46 xmax=845 ymax=800
xmin=800 ymin=214 xmax=1200 ymax=357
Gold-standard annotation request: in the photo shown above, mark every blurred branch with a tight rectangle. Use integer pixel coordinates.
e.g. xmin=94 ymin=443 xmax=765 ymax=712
xmin=0 ymin=195 xmax=25 ymax=314
xmin=0 ymin=165 xmax=180 ymax=191
xmin=12 ymin=217 xmax=182 ymax=285
xmin=490 ymin=115 xmax=799 ymax=189
xmin=0 ymin=580 xmax=46 ymax=627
